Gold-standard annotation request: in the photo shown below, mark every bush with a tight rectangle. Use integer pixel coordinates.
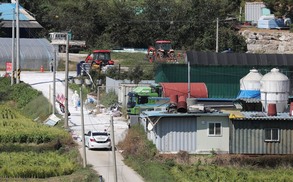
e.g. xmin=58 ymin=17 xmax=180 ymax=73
xmin=100 ymin=89 xmax=118 ymax=108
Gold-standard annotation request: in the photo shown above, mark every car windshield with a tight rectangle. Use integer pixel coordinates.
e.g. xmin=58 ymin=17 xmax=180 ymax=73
xmin=155 ymin=43 xmax=172 ymax=50
xmin=92 ymin=132 xmax=108 ymax=136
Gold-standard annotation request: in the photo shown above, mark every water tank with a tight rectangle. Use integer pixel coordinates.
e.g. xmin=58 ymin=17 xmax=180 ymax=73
xmin=240 ymin=68 xmax=263 ymax=90
xmin=260 ymin=68 xmax=289 ymax=113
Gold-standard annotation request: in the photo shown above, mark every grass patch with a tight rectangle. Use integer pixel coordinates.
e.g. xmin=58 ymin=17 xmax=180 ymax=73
xmin=111 ymin=52 xmax=148 ymax=66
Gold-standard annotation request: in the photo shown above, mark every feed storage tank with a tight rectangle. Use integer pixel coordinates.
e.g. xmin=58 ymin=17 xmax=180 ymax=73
xmin=237 ymin=68 xmax=263 ymax=99
xmin=260 ymin=68 xmax=289 ymax=113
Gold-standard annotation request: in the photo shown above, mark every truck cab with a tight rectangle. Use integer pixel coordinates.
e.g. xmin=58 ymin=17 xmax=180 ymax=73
xmin=127 ymin=86 xmax=160 ymax=115
xmin=48 ymin=32 xmax=86 ymax=53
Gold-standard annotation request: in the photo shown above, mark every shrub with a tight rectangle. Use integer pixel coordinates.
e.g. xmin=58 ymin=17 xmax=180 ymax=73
xmin=100 ymin=89 xmax=118 ymax=108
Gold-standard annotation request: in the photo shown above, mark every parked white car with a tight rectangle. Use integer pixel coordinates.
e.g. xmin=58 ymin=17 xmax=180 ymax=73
xmin=84 ymin=131 xmax=111 ymax=150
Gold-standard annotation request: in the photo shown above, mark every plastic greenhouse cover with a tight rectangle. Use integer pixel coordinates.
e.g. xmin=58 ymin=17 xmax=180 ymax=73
xmin=0 ymin=38 xmax=58 ymax=70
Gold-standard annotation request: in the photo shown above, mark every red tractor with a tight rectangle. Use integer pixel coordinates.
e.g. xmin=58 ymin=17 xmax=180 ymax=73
xmin=85 ymin=50 xmax=114 ymax=70
xmin=147 ymin=40 xmax=176 ymax=63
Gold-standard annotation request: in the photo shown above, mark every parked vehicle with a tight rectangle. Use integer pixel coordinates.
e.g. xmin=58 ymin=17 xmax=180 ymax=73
xmin=126 ymin=83 xmax=208 ymax=127
xmin=147 ymin=40 xmax=176 ymax=63
xmin=84 ymin=131 xmax=111 ymax=150
xmin=85 ymin=50 xmax=114 ymax=70
xmin=49 ymin=32 xmax=86 ymax=53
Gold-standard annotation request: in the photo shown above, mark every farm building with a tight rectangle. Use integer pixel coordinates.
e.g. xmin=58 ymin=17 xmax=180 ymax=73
xmin=155 ymin=51 xmax=293 ymax=99
xmin=140 ymin=110 xmax=230 ymax=154
xmin=0 ymin=3 xmax=43 ymax=38
xmin=230 ymin=112 xmax=293 ymax=154
xmin=148 ymin=64 xmax=293 ymax=155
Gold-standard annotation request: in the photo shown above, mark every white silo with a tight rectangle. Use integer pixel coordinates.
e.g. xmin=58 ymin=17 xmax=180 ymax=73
xmin=260 ymin=68 xmax=289 ymax=113
xmin=237 ymin=68 xmax=263 ymax=99
xmin=240 ymin=68 xmax=263 ymax=90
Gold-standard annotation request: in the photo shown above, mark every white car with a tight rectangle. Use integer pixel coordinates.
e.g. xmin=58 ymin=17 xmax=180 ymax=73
xmin=84 ymin=131 xmax=111 ymax=150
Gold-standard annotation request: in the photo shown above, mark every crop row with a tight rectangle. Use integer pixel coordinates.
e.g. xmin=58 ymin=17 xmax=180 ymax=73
xmin=0 ymin=106 xmax=71 ymax=144
xmin=0 ymin=151 xmax=78 ymax=178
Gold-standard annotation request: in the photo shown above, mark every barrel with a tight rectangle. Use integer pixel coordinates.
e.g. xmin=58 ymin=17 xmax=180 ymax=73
xmin=169 ymin=95 xmax=178 ymax=105
xmin=177 ymin=95 xmax=187 ymax=113
xmin=267 ymin=103 xmax=277 ymax=116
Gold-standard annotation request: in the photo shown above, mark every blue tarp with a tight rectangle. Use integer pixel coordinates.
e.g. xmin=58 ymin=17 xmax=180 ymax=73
xmin=237 ymin=90 xmax=260 ymax=99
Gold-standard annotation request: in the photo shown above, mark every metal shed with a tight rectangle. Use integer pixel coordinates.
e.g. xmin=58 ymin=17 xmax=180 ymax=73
xmin=230 ymin=112 xmax=293 ymax=154
xmin=0 ymin=38 xmax=58 ymax=70
xmin=245 ymin=2 xmax=267 ymax=24
xmin=140 ymin=111 xmax=230 ymax=154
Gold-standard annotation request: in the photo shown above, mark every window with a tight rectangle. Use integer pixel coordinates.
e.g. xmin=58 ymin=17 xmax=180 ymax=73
xmin=208 ymin=122 xmax=222 ymax=136
xmin=265 ymin=128 xmax=279 ymax=142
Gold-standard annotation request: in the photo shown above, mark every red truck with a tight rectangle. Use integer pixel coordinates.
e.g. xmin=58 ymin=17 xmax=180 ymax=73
xmin=85 ymin=50 xmax=114 ymax=69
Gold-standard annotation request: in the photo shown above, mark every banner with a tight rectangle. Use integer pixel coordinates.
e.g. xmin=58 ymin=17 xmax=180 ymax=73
xmin=6 ymin=62 xmax=12 ymax=73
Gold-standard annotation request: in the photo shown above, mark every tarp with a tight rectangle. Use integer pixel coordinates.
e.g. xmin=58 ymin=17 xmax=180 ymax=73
xmin=236 ymin=90 xmax=261 ymax=99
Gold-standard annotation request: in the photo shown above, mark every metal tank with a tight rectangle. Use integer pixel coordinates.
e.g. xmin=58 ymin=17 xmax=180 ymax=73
xmin=237 ymin=68 xmax=263 ymax=99
xmin=260 ymin=68 xmax=289 ymax=113
xmin=240 ymin=68 xmax=263 ymax=90
xmin=160 ymin=82 xmax=208 ymax=98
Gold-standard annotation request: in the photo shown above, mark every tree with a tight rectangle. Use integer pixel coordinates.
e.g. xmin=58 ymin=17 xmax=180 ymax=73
xmin=128 ymin=65 xmax=143 ymax=84
xmin=17 ymin=0 xmax=246 ymax=52
xmin=263 ymin=0 xmax=293 ymax=18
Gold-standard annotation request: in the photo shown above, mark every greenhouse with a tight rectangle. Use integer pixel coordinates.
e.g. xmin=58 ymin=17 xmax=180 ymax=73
xmin=0 ymin=38 xmax=59 ymax=71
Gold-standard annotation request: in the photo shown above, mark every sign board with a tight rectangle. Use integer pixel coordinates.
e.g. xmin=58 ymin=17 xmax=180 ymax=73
xmin=6 ymin=62 xmax=12 ymax=73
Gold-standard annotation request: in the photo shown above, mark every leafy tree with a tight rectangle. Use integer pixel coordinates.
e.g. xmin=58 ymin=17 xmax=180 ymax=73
xmin=17 ymin=0 xmax=246 ymax=52
xmin=263 ymin=0 xmax=293 ymax=18
xmin=128 ymin=65 xmax=143 ymax=84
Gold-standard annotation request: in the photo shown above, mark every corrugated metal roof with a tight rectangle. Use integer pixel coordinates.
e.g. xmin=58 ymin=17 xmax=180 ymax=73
xmin=235 ymin=111 xmax=293 ymax=120
xmin=0 ymin=3 xmax=34 ymax=20
xmin=0 ymin=3 xmax=42 ymax=28
xmin=2 ymin=20 xmax=43 ymax=28
xmin=187 ymin=51 xmax=293 ymax=66
xmin=237 ymin=98 xmax=261 ymax=103
xmin=141 ymin=110 xmax=229 ymax=117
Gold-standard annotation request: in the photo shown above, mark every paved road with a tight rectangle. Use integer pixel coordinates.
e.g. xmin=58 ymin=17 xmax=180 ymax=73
xmin=17 ymin=71 xmax=144 ymax=182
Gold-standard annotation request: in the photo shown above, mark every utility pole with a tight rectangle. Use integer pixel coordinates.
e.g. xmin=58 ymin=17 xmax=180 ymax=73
xmin=110 ymin=115 xmax=118 ymax=182
xmin=64 ymin=32 xmax=69 ymax=128
xmin=187 ymin=60 xmax=190 ymax=98
xmin=216 ymin=17 xmax=219 ymax=53
xmin=53 ymin=50 xmax=56 ymax=114
xmin=80 ymin=87 xmax=87 ymax=168
xmin=11 ymin=8 xmax=15 ymax=85
xmin=16 ymin=0 xmax=20 ymax=84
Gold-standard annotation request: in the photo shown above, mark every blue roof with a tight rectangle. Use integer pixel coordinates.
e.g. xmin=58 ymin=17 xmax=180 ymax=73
xmin=0 ymin=3 xmax=34 ymax=21
xmin=141 ymin=110 xmax=229 ymax=117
